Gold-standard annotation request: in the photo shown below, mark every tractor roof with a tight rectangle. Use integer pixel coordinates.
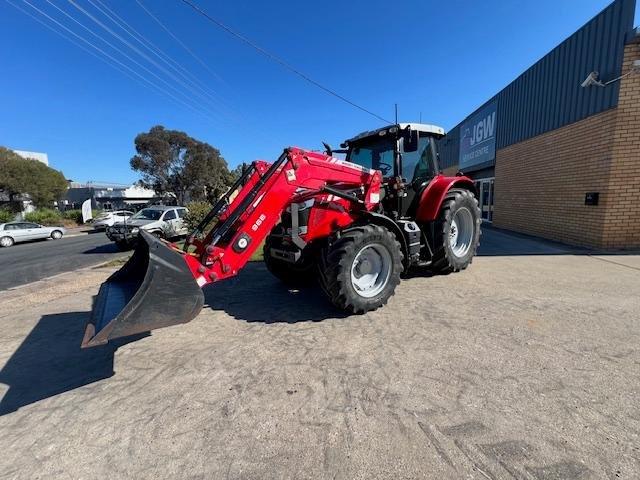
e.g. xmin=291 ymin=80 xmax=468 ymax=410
xmin=345 ymin=123 xmax=445 ymax=144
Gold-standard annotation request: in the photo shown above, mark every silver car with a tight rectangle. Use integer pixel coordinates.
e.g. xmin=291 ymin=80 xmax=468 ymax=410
xmin=106 ymin=206 xmax=188 ymax=249
xmin=0 ymin=222 xmax=66 ymax=247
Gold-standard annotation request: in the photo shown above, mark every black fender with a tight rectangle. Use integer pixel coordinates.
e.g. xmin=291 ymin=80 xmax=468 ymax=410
xmin=357 ymin=212 xmax=410 ymax=272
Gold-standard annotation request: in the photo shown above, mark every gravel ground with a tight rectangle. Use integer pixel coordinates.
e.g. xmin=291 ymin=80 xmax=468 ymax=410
xmin=0 ymin=229 xmax=638 ymax=479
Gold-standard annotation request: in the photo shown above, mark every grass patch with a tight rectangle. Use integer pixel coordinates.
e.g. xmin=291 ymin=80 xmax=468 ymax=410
xmin=95 ymin=255 xmax=131 ymax=269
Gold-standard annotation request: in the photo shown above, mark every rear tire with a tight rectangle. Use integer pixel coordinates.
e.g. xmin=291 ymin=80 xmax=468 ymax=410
xmin=318 ymin=225 xmax=403 ymax=313
xmin=51 ymin=230 xmax=63 ymax=240
xmin=263 ymin=225 xmax=315 ymax=287
xmin=0 ymin=236 xmax=14 ymax=248
xmin=431 ymin=189 xmax=481 ymax=274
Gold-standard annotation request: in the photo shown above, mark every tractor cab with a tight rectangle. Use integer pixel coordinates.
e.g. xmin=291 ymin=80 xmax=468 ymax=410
xmin=341 ymin=123 xmax=446 ymax=218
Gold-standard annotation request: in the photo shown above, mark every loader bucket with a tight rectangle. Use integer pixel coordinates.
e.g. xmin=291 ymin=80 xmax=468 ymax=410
xmin=81 ymin=230 xmax=204 ymax=348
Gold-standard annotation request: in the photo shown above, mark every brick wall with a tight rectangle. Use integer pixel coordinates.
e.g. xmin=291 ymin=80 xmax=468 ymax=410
xmin=602 ymin=43 xmax=640 ymax=248
xmin=492 ymin=43 xmax=640 ymax=249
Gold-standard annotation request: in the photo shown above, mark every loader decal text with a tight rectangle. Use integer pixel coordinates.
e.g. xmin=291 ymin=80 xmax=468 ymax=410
xmin=251 ymin=214 xmax=267 ymax=232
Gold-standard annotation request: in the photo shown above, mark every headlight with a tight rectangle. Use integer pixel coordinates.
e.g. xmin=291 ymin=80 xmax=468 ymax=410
xmin=131 ymin=227 xmax=139 ymax=234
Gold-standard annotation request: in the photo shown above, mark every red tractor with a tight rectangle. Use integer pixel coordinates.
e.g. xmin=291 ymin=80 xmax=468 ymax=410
xmin=82 ymin=123 xmax=481 ymax=348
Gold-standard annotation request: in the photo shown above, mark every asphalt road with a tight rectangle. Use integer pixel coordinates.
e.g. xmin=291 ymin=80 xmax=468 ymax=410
xmin=0 ymin=231 xmax=126 ymax=291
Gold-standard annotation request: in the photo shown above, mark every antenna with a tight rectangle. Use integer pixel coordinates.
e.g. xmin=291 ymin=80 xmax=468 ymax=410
xmin=419 ymin=111 xmax=422 ymax=123
xmin=395 ymin=103 xmax=398 ymax=125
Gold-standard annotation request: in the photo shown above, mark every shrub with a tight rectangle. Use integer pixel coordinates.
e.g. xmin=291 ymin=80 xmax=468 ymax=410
xmin=184 ymin=201 xmax=212 ymax=232
xmin=24 ymin=208 xmax=63 ymax=226
xmin=62 ymin=209 xmax=83 ymax=223
xmin=0 ymin=208 xmax=15 ymax=223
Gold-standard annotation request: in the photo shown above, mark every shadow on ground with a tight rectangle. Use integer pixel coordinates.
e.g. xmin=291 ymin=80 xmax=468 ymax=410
xmin=0 ymin=310 xmax=145 ymax=415
xmin=204 ymin=263 xmax=346 ymax=324
xmin=477 ymin=226 xmax=583 ymax=256
xmin=83 ymin=243 xmax=121 ymax=254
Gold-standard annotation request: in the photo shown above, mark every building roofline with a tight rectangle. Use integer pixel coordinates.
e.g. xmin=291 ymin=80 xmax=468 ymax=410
xmin=626 ymin=26 xmax=640 ymax=43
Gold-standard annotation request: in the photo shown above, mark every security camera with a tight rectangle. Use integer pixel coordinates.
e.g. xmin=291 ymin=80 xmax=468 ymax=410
xmin=581 ymin=71 xmax=604 ymax=88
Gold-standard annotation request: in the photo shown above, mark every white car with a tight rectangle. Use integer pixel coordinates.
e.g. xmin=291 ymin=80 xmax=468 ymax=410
xmin=106 ymin=206 xmax=188 ymax=249
xmin=92 ymin=210 xmax=134 ymax=230
xmin=0 ymin=222 xmax=66 ymax=247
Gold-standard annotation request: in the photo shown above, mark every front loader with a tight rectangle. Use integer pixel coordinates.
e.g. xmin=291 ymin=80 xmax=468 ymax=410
xmin=82 ymin=123 xmax=481 ymax=348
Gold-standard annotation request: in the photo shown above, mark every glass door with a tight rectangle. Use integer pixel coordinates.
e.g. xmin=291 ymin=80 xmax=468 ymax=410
xmin=474 ymin=178 xmax=494 ymax=222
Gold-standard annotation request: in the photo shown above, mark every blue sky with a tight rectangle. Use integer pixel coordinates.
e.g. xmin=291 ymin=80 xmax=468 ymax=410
xmin=1 ymin=0 xmax=638 ymax=184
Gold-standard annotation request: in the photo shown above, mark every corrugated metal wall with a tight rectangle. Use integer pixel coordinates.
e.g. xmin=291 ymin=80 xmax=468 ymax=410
xmin=439 ymin=0 xmax=636 ymax=170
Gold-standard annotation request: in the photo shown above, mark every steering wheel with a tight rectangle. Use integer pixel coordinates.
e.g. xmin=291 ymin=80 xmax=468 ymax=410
xmin=377 ymin=162 xmax=392 ymax=175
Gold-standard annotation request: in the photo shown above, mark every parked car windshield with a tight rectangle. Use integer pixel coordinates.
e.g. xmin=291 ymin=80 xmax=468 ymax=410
xmin=131 ymin=209 xmax=163 ymax=221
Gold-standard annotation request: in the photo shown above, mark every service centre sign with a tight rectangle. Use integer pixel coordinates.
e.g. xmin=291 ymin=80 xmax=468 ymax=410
xmin=459 ymin=101 xmax=497 ymax=169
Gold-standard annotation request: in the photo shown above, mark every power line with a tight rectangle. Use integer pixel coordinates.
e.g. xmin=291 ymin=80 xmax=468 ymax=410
xmin=47 ymin=0 xmax=216 ymax=118
xmin=89 ymin=0 xmax=236 ymax=118
xmin=135 ymin=0 xmax=224 ymax=84
xmin=17 ymin=0 xmax=216 ymax=122
xmin=132 ymin=0 xmax=288 ymax=144
xmin=5 ymin=0 xmax=140 ymax=85
xmin=177 ymin=0 xmax=393 ymax=124
xmin=66 ymin=0 xmax=228 ymax=119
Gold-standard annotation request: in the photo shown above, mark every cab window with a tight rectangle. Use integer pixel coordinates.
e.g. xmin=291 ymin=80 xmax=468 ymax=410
xmin=401 ymin=136 xmax=436 ymax=183
xmin=347 ymin=137 xmax=394 ymax=175
xmin=163 ymin=210 xmax=177 ymax=221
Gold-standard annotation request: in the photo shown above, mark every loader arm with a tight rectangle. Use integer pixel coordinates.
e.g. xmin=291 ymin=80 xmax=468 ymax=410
xmin=82 ymin=147 xmax=382 ymax=347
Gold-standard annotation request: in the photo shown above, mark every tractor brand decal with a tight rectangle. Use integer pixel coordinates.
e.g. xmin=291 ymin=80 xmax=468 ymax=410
xmin=251 ymin=213 xmax=267 ymax=232
xmin=333 ymin=159 xmax=371 ymax=174
xmin=459 ymin=100 xmax=497 ymax=170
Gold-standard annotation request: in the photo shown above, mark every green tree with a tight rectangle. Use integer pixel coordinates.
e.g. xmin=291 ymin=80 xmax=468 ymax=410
xmin=0 ymin=147 xmax=68 ymax=207
xmin=230 ymin=163 xmax=248 ymax=181
xmin=130 ymin=126 xmax=234 ymax=205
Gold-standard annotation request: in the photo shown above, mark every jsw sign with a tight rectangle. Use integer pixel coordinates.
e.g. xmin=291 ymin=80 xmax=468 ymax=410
xmin=459 ymin=101 xmax=498 ymax=170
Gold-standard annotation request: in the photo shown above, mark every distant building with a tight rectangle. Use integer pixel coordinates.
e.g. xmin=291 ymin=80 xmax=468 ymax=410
xmin=63 ymin=182 xmax=159 ymax=211
xmin=12 ymin=150 xmax=49 ymax=166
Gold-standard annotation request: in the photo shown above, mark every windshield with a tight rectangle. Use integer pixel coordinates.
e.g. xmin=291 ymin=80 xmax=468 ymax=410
xmin=346 ymin=136 xmax=395 ymax=175
xmin=131 ymin=209 xmax=163 ymax=221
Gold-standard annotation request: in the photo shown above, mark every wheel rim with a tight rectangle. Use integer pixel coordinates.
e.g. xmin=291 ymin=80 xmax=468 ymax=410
xmin=350 ymin=243 xmax=392 ymax=298
xmin=52 ymin=231 xmax=62 ymax=239
xmin=449 ymin=207 xmax=474 ymax=258
xmin=1 ymin=237 xmax=12 ymax=247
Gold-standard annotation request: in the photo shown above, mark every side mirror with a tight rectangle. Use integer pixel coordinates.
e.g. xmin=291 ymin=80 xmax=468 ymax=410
xmin=403 ymin=128 xmax=419 ymax=152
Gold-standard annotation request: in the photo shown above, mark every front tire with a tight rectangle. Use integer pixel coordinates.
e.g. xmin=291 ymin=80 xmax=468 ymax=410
xmin=263 ymin=225 xmax=315 ymax=287
xmin=318 ymin=225 xmax=403 ymax=313
xmin=0 ymin=236 xmax=14 ymax=248
xmin=431 ymin=189 xmax=481 ymax=274
xmin=51 ymin=230 xmax=63 ymax=240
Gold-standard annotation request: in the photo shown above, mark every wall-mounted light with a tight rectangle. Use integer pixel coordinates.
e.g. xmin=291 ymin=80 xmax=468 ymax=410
xmin=581 ymin=61 xmax=640 ymax=88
